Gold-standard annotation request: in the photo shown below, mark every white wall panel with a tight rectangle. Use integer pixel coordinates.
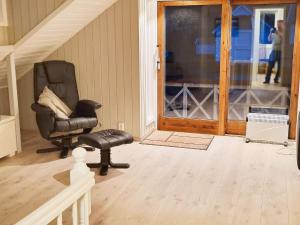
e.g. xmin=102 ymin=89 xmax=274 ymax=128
xmin=139 ymin=0 xmax=157 ymax=138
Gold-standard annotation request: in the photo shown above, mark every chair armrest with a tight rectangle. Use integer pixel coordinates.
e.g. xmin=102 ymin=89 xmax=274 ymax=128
xmin=78 ymin=100 xmax=101 ymax=109
xmin=31 ymin=103 xmax=56 ymax=139
xmin=76 ymin=100 xmax=101 ymax=117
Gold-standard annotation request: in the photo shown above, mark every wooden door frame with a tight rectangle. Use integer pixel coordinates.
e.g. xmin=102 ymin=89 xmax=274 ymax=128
xmin=218 ymin=0 xmax=231 ymax=135
xmin=157 ymin=0 xmax=300 ymax=138
xmin=226 ymin=0 xmax=300 ymax=139
xmin=289 ymin=0 xmax=300 ymax=139
xmin=157 ymin=0 xmax=229 ymax=135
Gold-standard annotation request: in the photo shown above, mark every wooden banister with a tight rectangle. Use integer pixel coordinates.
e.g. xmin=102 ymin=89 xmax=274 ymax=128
xmin=15 ymin=147 xmax=95 ymax=225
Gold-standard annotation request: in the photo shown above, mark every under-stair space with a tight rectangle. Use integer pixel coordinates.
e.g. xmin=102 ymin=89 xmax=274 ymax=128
xmin=0 ymin=0 xmax=118 ymax=88
xmin=0 ymin=45 xmax=13 ymax=87
xmin=0 ymin=0 xmax=121 ymax=155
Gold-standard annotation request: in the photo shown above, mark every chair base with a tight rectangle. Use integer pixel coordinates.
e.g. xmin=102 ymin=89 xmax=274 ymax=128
xmin=36 ymin=138 xmax=78 ymax=159
xmin=87 ymin=148 xmax=129 ymax=176
xmin=37 ymin=146 xmax=70 ymax=158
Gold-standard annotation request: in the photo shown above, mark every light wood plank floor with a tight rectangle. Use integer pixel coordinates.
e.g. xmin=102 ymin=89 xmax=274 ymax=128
xmin=1 ymin=131 xmax=300 ymax=225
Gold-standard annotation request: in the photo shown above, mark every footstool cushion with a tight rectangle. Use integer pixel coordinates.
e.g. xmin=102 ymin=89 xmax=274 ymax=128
xmin=78 ymin=129 xmax=133 ymax=150
xmin=78 ymin=129 xmax=133 ymax=176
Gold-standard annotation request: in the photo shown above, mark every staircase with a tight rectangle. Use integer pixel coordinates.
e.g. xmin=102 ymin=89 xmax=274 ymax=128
xmin=0 ymin=0 xmax=118 ymax=88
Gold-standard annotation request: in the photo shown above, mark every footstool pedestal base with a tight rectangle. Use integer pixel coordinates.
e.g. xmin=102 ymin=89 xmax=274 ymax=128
xmin=87 ymin=148 xmax=130 ymax=176
xmin=78 ymin=129 xmax=133 ymax=176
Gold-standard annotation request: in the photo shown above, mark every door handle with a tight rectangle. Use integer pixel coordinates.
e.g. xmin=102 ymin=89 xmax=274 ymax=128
xmin=156 ymin=45 xmax=161 ymax=71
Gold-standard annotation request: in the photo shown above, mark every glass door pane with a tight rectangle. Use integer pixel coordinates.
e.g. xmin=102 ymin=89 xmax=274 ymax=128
xmin=164 ymin=5 xmax=222 ymax=121
xmin=228 ymin=3 xmax=296 ymax=121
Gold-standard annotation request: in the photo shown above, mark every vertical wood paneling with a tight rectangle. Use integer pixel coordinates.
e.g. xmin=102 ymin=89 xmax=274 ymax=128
xmin=37 ymin=1 xmax=47 ymax=26
xmin=115 ymin=0 xmax=125 ymax=127
xmin=57 ymin=45 xmax=65 ymax=60
xmin=92 ymin=18 xmax=102 ymax=127
xmin=12 ymin=0 xmax=22 ymax=42
xmin=4 ymin=0 xmax=140 ymax=137
xmin=1 ymin=0 xmax=65 ymax=45
xmin=29 ymin=0 xmax=39 ymax=29
xmin=0 ymin=0 xmax=13 ymax=45
xmin=85 ymin=23 xmax=94 ymax=100
xmin=71 ymin=35 xmax=81 ymax=97
xmin=46 ymin=0 xmax=55 ymax=15
xmin=100 ymin=11 xmax=111 ymax=130
xmin=107 ymin=7 xmax=118 ymax=129
xmin=20 ymin=0 xmax=30 ymax=37
xmin=6 ymin=0 xmax=14 ymax=44
xmin=7 ymin=0 xmax=65 ymax=44
xmin=78 ymin=28 xmax=88 ymax=100
xmin=17 ymin=70 xmax=37 ymax=131
xmin=123 ymin=0 xmax=133 ymax=133
xmin=0 ymin=88 xmax=10 ymax=115
xmin=0 ymin=27 xmax=8 ymax=45
xmin=64 ymin=37 xmax=72 ymax=63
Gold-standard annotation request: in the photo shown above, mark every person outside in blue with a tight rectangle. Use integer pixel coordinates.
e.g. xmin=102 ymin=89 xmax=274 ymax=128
xmin=264 ymin=20 xmax=284 ymax=84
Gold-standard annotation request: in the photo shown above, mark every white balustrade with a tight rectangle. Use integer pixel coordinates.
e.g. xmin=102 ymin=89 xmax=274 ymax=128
xmin=15 ymin=147 xmax=95 ymax=225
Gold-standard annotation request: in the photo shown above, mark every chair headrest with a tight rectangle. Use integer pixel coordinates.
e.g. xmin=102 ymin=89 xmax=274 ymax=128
xmin=34 ymin=60 xmax=79 ymax=110
xmin=43 ymin=61 xmax=68 ymax=83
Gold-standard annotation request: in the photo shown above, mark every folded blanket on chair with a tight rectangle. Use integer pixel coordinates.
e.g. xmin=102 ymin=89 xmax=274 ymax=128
xmin=38 ymin=86 xmax=72 ymax=119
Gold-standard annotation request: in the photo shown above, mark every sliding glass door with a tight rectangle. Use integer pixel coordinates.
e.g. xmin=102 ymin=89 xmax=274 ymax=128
xmin=227 ymin=2 xmax=297 ymax=135
xmin=157 ymin=1 xmax=223 ymax=134
xmin=157 ymin=0 xmax=300 ymax=137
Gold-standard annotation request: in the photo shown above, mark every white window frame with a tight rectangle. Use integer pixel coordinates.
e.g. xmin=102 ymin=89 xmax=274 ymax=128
xmin=0 ymin=0 xmax=8 ymax=26
xmin=139 ymin=0 xmax=158 ymax=138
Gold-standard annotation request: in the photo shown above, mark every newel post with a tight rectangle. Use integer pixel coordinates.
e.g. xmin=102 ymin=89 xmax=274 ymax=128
xmin=70 ymin=147 xmax=90 ymax=184
xmin=71 ymin=147 xmax=92 ymax=225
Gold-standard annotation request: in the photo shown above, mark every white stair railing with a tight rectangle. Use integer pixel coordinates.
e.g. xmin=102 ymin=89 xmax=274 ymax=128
xmin=15 ymin=147 xmax=95 ymax=225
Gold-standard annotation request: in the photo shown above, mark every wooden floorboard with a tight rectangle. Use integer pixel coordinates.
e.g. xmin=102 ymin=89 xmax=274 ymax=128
xmin=0 ymin=131 xmax=300 ymax=225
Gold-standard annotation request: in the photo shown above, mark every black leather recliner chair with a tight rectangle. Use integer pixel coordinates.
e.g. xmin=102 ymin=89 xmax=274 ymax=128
xmin=31 ymin=60 xmax=101 ymax=158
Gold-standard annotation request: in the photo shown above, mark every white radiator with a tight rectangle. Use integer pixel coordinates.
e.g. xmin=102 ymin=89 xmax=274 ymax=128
xmin=246 ymin=113 xmax=289 ymax=146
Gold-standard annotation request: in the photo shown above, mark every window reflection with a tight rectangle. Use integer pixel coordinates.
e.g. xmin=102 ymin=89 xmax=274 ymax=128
xmin=229 ymin=4 xmax=296 ymax=121
xmin=164 ymin=6 xmax=222 ymax=120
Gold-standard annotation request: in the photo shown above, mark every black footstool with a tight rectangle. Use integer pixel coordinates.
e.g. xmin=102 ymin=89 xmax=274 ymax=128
xmin=78 ymin=129 xmax=134 ymax=176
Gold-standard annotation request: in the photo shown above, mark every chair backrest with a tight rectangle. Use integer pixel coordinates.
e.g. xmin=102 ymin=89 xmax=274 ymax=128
xmin=34 ymin=60 xmax=79 ymax=111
